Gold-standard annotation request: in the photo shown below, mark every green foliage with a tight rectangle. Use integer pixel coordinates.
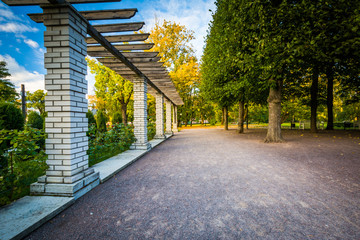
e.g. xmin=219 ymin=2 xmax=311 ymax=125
xmin=0 ymin=126 xmax=47 ymax=206
xmin=87 ymin=58 xmax=133 ymax=125
xmin=26 ymin=90 xmax=47 ymax=117
xmin=87 ymin=123 xmax=135 ymax=166
xmin=147 ymin=121 xmax=156 ymax=141
xmin=112 ymin=111 xmax=122 ymax=124
xmin=96 ymin=110 xmax=107 ymax=133
xmin=27 ymin=111 xmax=43 ymax=130
xmin=86 ymin=110 xmax=96 ymax=126
xmin=0 ymin=102 xmax=24 ymax=130
xmin=0 ymin=61 xmax=18 ymax=103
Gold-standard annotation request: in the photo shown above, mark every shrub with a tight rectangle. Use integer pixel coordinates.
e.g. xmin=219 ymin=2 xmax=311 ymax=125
xmin=27 ymin=111 xmax=43 ymax=129
xmin=0 ymin=126 xmax=47 ymax=206
xmin=86 ymin=110 xmax=96 ymax=126
xmin=112 ymin=111 xmax=122 ymax=124
xmin=0 ymin=102 xmax=24 ymax=130
xmin=96 ymin=110 xmax=107 ymax=133
xmin=87 ymin=123 xmax=135 ymax=166
xmin=147 ymin=121 xmax=156 ymax=141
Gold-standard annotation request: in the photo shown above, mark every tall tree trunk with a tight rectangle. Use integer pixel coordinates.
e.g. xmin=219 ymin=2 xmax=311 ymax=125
xmin=265 ymin=80 xmax=283 ymax=142
xmin=121 ymin=103 xmax=127 ymax=125
xmin=326 ymin=66 xmax=334 ymax=130
xmin=221 ymin=107 xmax=225 ymax=125
xmin=224 ymin=106 xmax=228 ymax=130
xmin=238 ymin=100 xmax=245 ymax=133
xmin=245 ymin=104 xmax=249 ymax=129
xmin=310 ymin=67 xmax=319 ymax=133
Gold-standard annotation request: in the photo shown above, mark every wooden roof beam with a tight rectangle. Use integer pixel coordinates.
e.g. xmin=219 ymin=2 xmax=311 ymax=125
xmin=2 ymin=0 xmax=121 ymax=6
xmin=87 ymin=43 xmax=154 ymax=51
xmin=87 ymin=51 xmax=159 ymax=58
xmin=28 ymin=8 xmax=137 ymax=23
xmin=93 ymin=22 xmax=144 ymax=33
xmin=86 ymin=33 xmax=150 ymax=44
xmin=93 ymin=56 xmax=161 ymax=63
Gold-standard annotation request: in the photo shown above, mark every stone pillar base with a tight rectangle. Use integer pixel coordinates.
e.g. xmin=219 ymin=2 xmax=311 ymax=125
xmin=154 ymin=134 xmax=166 ymax=139
xmin=30 ymin=168 xmax=99 ymax=200
xmin=130 ymin=142 xmax=151 ymax=150
xmin=165 ymin=131 xmax=173 ymax=136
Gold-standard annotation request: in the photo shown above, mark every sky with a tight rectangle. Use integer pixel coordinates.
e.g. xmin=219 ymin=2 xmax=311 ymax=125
xmin=0 ymin=0 xmax=216 ymax=95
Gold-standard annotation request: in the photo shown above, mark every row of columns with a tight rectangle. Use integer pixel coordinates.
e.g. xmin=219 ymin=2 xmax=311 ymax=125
xmin=30 ymin=5 xmax=178 ymax=198
xmin=132 ymin=81 xmax=178 ymax=148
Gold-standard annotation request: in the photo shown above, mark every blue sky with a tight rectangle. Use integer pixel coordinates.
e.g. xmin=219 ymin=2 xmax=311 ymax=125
xmin=0 ymin=0 xmax=215 ymax=94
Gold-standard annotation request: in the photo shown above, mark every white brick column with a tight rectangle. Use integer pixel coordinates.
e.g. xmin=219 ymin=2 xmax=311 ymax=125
xmin=154 ymin=92 xmax=165 ymax=139
xmin=173 ymin=104 xmax=178 ymax=132
xmin=30 ymin=6 xmax=99 ymax=198
xmin=130 ymin=76 xmax=151 ymax=150
xmin=165 ymin=99 xmax=173 ymax=135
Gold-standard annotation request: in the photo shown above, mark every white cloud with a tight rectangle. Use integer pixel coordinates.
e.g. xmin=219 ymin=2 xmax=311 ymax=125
xmin=24 ymin=38 xmax=39 ymax=48
xmin=0 ymin=22 xmax=38 ymax=33
xmin=15 ymin=48 xmax=21 ymax=54
xmin=141 ymin=0 xmax=216 ymax=60
xmin=0 ymin=54 xmax=44 ymax=93
xmin=0 ymin=2 xmax=22 ymax=22
xmin=86 ymin=66 xmax=96 ymax=96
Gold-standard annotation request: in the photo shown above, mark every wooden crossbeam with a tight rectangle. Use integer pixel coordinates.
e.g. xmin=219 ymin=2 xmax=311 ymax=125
xmin=87 ymin=51 xmax=158 ymax=58
xmin=28 ymin=9 xmax=137 ymax=23
xmin=118 ymin=74 xmax=169 ymax=79
xmin=97 ymin=58 xmax=163 ymax=67
xmin=80 ymin=8 xmax=137 ymax=20
xmin=87 ymin=43 xmax=154 ymax=51
xmin=111 ymin=67 xmax=166 ymax=72
xmin=2 ymin=0 xmax=121 ymax=5
xmin=116 ymin=70 xmax=166 ymax=75
xmin=93 ymin=22 xmax=144 ymax=33
xmin=86 ymin=33 xmax=150 ymax=44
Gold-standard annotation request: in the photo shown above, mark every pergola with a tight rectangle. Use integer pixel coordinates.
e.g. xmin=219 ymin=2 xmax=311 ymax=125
xmin=2 ymin=0 xmax=182 ymax=198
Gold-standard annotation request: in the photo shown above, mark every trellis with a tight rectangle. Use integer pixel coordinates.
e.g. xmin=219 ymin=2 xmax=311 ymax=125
xmin=2 ymin=0 xmax=182 ymax=198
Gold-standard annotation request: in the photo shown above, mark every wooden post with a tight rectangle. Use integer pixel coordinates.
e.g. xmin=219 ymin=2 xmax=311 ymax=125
xmin=21 ymin=84 xmax=26 ymax=120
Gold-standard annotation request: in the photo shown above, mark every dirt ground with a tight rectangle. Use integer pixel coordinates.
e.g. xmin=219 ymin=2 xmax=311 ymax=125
xmin=25 ymin=128 xmax=360 ymax=240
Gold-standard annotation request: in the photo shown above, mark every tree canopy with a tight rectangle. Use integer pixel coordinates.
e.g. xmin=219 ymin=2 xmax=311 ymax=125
xmin=0 ymin=61 xmax=18 ymax=103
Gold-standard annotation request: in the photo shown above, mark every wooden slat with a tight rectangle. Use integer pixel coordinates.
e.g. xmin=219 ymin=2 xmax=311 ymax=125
xmin=118 ymin=74 xmax=169 ymax=79
xmin=88 ymin=51 xmax=158 ymax=58
xmin=87 ymin=43 xmax=154 ymax=51
xmin=80 ymin=9 xmax=137 ymax=20
xmin=86 ymin=33 xmax=150 ymax=44
xmin=29 ymin=9 xmax=137 ymax=23
xmin=111 ymin=67 xmax=166 ymax=72
xmin=93 ymin=22 xmax=144 ymax=33
xmin=2 ymin=0 xmax=121 ymax=6
xmin=115 ymin=70 xmax=166 ymax=75
xmin=97 ymin=58 xmax=163 ymax=67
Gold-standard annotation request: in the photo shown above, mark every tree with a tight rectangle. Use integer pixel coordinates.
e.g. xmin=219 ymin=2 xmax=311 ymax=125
xmin=146 ymin=19 xmax=195 ymax=71
xmin=26 ymin=89 xmax=47 ymax=117
xmin=96 ymin=110 xmax=107 ymax=133
xmin=146 ymin=20 xmax=201 ymax=126
xmin=0 ymin=61 xmax=18 ymax=103
xmin=87 ymin=58 xmax=133 ymax=125
xmin=0 ymin=102 xmax=24 ymax=130
xmin=27 ymin=111 xmax=44 ymax=129
xmin=169 ymin=57 xmax=200 ymax=126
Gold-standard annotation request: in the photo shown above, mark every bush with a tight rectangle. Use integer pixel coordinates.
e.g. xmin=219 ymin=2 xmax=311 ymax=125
xmin=0 ymin=102 xmax=24 ymax=130
xmin=86 ymin=110 xmax=96 ymax=126
xmin=96 ymin=110 xmax=107 ymax=133
xmin=27 ymin=111 xmax=43 ymax=129
xmin=0 ymin=126 xmax=47 ymax=206
xmin=87 ymin=123 xmax=135 ymax=166
xmin=112 ymin=111 xmax=122 ymax=124
xmin=147 ymin=121 xmax=156 ymax=141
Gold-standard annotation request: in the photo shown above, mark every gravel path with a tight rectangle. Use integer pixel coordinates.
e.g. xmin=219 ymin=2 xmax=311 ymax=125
xmin=25 ymin=128 xmax=360 ymax=240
